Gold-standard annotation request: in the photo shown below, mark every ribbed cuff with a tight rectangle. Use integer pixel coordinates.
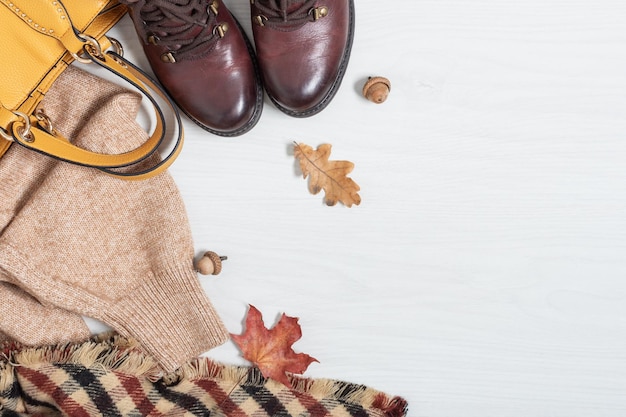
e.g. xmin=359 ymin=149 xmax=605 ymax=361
xmin=101 ymin=263 xmax=229 ymax=372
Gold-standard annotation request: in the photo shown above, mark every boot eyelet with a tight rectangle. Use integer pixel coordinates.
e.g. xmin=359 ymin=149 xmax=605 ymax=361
xmin=253 ymin=14 xmax=268 ymax=26
xmin=161 ymin=52 xmax=176 ymax=63
xmin=309 ymin=6 xmax=328 ymax=21
xmin=213 ymin=22 xmax=228 ymax=38
xmin=208 ymin=0 xmax=219 ymax=15
xmin=147 ymin=34 xmax=160 ymax=45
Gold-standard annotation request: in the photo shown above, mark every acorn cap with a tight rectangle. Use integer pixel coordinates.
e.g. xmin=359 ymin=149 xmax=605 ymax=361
xmin=195 ymin=251 xmax=227 ymax=275
xmin=362 ymin=76 xmax=391 ymax=104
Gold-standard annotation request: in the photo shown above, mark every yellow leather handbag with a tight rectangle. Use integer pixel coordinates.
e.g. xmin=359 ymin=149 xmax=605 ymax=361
xmin=0 ymin=0 xmax=183 ymax=179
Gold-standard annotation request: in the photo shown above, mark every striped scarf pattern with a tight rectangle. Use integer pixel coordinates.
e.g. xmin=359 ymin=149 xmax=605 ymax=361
xmin=0 ymin=334 xmax=407 ymax=417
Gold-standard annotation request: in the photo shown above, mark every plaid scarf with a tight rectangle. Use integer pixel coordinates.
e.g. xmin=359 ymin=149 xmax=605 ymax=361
xmin=0 ymin=334 xmax=407 ymax=417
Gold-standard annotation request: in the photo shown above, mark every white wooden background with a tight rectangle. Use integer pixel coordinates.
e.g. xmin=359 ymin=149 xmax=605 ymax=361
xmin=101 ymin=1 xmax=626 ymax=415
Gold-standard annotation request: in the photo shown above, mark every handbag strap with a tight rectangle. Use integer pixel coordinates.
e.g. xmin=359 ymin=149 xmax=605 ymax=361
xmin=0 ymin=1 xmax=184 ymax=180
xmin=92 ymin=50 xmax=184 ymax=180
xmin=3 ymin=38 xmax=183 ymax=180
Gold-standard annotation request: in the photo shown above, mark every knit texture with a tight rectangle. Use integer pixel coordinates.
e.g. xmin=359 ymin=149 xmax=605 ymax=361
xmin=0 ymin=282 xmax=91 ymax=346
xmin=0 ymin=333 xmax=409 ymax=417
xmin=0 ymin=65 xmax=229 ymax=372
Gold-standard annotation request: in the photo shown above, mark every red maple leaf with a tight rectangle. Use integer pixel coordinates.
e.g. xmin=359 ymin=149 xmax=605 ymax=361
xmin=230 ymin=305 xmax=318 ymax=387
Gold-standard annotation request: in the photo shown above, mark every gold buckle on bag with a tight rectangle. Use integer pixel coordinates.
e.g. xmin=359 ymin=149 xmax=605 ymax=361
xmin=0 ymin=111 xmax=32 ymax=143
xmin=0 ymin=108 xmax=56 ymax=143
xmin=35 ymin=108 xmax=55 ymax=135
xmin=70 ymin=34 xmax=123 ymax=64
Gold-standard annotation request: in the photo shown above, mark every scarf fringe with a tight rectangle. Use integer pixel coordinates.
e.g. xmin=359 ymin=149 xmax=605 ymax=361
xmin=2 ymin=332 xmax=161 ymax=380
xmin=176 ymin=356 xmax=408 ymax=417
xmin=0 ymin=361 xmax=14 ymax=392
xmin=1 ymin=333 xmax=408 ymax=417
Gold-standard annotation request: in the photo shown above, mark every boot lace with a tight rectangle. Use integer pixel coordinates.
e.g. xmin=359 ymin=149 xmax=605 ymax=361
xmin=127 ymin=0 xmax=227 ymax=62
xmin=252 ymin=0 xmax=328 ymax=29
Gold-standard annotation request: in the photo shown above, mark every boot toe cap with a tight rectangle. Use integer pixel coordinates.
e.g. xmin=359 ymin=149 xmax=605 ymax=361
xmin=264 ymin=70 xmax=336 ymax=117
xmin=187 ymin=92 xmax=262 ymax=135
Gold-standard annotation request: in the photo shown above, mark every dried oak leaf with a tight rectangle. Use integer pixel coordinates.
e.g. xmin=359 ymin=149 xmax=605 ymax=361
xmin=293 ymin=142 xmax=361 ymax=207
xmin=230 ymin=305 xmax=318 ymax=387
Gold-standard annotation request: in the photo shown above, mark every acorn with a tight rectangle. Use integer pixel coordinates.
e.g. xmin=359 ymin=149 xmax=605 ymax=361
xmin=195 ymin=251 xmax=227 ymax=275
xmin=362 ymin=76 xmax=391 ymax=104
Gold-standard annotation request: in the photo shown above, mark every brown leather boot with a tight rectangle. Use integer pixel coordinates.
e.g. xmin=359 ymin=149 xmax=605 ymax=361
xmin=250 ymin=0 xmax=354 ymax=117
xmin=121 ymin=0 xmax=263 ymax=136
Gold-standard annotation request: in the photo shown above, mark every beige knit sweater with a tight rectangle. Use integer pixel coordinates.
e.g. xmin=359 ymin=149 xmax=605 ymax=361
xmin=0 ymin=65 xmax=229 ymax=372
